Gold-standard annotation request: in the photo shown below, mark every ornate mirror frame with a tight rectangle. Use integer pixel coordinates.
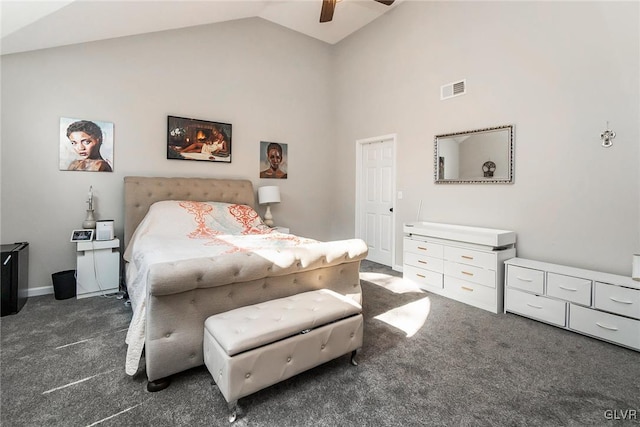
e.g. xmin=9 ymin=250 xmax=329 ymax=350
xmin=434 ymin=124 xmax=514 ymax=184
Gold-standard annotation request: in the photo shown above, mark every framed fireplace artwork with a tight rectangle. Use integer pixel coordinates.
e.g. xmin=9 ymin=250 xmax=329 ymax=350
xmin=167 ymin=116 xmax=232 ymax=163
xmin=59 ymin=117 xmax=114 ymax=172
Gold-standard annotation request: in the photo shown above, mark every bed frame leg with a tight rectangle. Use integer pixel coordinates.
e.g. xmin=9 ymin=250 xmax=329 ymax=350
xmin=147 ymin=377 xmax=171 ymax=392
xmin=350 ymin=349 xmax=359 ymax=366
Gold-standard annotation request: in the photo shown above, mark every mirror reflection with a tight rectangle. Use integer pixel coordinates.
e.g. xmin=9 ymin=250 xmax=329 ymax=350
xmin=434 ymin=125 xmax=514 ymax=184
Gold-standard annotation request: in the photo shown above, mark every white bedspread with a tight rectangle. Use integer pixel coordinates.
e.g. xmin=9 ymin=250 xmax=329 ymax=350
xmin=123 ymin=201 xmax=316 ymax=375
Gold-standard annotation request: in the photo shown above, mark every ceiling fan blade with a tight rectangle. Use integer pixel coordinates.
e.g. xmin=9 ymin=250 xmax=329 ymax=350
xmin=374 ymin=0 xmax=395 ymax=5
xmin=320 ymin=0 xmax=336 ymax=23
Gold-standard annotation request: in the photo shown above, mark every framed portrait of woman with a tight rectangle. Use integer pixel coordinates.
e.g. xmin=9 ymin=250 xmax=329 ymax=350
xmin=59 ymin=117 xmax=114 ymax=172
xmin=259 ymin=141 xmax=288 ymax=179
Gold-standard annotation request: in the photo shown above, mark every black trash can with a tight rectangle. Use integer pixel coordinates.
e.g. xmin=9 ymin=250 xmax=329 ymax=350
xmin=52 ymin=270 xmax=76 ymax=300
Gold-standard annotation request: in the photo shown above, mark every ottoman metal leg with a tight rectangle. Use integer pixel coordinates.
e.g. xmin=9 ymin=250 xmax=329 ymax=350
xmin=209 ymin=379 xmax=240 ymax=423
xmin=228 ymin=400 xmax=239 ymax=423
xmin=350 ymin=349 xmax=359 ymax=366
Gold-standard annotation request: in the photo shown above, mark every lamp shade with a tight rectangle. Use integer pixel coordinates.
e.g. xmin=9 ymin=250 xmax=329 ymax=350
xmin=258 ymin=186 xmax=280 ymax=205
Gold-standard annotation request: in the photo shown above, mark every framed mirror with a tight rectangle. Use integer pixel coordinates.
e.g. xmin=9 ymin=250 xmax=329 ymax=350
xmin=434 ymin=124 xmax=514 ymax=184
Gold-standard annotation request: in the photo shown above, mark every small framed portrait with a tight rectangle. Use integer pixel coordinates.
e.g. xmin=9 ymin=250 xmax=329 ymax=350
xmin=167 ymin=116 xmax=232 ymax=163
xmin=70 ymin=229 xmax=94 ymax=242
xmin=259 ymin=141 xmax=288 ymax=179
xmin=59 ymin=117 xmax=114 ymax=172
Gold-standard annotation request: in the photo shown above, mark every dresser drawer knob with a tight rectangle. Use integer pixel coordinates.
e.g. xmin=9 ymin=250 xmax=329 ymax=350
xmin=416 ymin=273 xmax=426 ymax=278
xmin=526 ymin=303 xmax=543 ymax=309
xmin=417 ymin=246 xmax=427 ymax=251
xmin=559 ymin=286 xmax=577 ymax=292
xmin=517 ymin=276 xmax=533 ymax=282
xmin=596 ymin=322 xmax=619 ymax=331
xmin=461 ymin=286 xmax=474 ymax=292
xmin=418 ymin=260 xmax=427 ymax=264
xmin=461 ymin=271 xmax=474 ymax=276
xmin=609 ymin=297 xmax=633 ymax=305
xmin=461 ymin=255 xmax=474 ymax=260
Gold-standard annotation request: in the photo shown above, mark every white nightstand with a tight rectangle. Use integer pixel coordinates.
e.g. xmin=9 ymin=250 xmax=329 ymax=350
xmin=273 ymin=226 xmax=289 ymax=234
xmin=76 ymin=238 xmax=120 ymax=298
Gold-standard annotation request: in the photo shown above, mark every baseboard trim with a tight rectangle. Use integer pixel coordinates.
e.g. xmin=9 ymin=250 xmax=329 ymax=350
xmin=393 ymin=264 xmax=403 ymax=273
xmin=28 ymin=286 xmax=54 ymax=297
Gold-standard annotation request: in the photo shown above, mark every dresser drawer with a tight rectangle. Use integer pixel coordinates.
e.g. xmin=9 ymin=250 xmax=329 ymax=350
xmin=444 ymin=246 xmax=495 ymax=269
xmin=546 ymin=273 xmax=592 ymax=306
xmin=506 ymin=265 xmax=544 ymax=294
xmin=403 ymin=238 xmax=443 ymax=258
xmin=444 ymin=276 xmax=496 ymax=311
xmin=404 ymin=252 xmax=444 ymax=273
xmin=403 ymin=264 xmax=443 ymax=292
xmin=594 ymin=282 xmax=640 ymax=320
xmin=444 ymin=261 xmax=496 ymax=288
xmin=569 ymin=304 xmax=640 ymax=350
xmin=505 ymin=288 xmax=566 ymax=326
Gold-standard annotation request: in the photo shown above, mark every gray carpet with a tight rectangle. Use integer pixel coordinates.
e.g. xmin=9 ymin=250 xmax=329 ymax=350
xmin=1 ymin=260 xmax=638 ymax=426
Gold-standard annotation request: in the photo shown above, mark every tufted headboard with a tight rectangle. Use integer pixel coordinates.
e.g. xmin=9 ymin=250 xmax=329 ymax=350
xmin=123 ymin=176 xmax=256 ymax=247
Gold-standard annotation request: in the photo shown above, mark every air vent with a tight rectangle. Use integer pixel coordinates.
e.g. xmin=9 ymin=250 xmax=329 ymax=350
xmin=440 ymin=79 xmax=466 ymax=100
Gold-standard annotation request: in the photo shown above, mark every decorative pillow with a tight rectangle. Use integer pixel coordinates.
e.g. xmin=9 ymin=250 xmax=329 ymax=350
xmin=140 ymin=201 xmax=272 ymax=240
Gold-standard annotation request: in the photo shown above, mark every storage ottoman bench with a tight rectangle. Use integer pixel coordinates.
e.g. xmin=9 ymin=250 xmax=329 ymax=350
xmin=203 ymin=289 xmax=364 ymax=422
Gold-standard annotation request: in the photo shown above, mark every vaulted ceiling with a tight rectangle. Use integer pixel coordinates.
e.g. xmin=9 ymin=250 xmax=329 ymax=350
xmin=1 ymin=0 xmax=403 ymax=55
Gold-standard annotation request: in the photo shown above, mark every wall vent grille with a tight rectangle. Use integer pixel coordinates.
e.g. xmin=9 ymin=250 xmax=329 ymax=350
xmin=440 ymin=79 xmax=466 ymax=100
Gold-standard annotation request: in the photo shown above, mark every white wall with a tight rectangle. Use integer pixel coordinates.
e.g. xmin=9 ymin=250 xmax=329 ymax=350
xmin=2 ymin=2 xmax=639 ymax=292
xmin=1 ymin=18 xmax=336 ymax=290
xmin=332 ymin=1 xmax=639 ymax=275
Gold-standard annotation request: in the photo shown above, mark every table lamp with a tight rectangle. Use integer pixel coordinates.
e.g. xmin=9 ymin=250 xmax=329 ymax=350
xmin=258 ymin=186 xmax=280 ymax=227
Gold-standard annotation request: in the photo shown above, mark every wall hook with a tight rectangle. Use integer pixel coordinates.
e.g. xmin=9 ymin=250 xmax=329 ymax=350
xmin=600 ymin=121 xmax=616 ymax=148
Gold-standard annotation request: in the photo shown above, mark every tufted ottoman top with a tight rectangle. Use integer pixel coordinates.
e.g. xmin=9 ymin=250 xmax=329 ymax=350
xmin=205 ymin=289 xmax=362 ymax=356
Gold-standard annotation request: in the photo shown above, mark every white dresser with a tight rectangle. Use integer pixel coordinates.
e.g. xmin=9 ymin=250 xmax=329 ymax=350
xmin=403 ymin=222 xmax=516 ymax=314
xmin=505 ymin=258 xmax=640 ymax=351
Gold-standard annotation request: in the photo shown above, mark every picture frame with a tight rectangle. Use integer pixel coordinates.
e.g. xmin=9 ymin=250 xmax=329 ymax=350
xmin=59 ymin=117 xmax=114 ymax=172
xmin=259 ymin=141 xmax=288 ymax=179
xmin=70 ymin=229 xmax=94 ymax=242
xmin=167 ymin=116 xmax=232 ymax=163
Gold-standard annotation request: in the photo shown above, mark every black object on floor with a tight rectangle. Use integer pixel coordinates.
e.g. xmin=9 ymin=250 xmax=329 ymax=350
xmin=52 ymin=270 xmax=76 ymax=300
xmin=1 ymin=242 xmax=29 ymax=316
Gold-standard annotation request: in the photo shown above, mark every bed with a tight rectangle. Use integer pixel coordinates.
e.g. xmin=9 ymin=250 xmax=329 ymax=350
xmin=122 ymin=176 xmax=368 ymax=390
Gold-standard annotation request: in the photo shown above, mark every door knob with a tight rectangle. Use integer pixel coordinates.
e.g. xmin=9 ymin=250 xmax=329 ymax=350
xmin=389 ymin=208 xmax=394 ymax=213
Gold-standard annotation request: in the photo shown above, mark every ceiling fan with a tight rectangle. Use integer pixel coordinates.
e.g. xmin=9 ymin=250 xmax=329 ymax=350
xmin=320 ymin=0 xmax=395 ymax=23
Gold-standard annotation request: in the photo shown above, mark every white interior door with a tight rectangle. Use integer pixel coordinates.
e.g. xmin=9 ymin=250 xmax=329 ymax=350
xmin=356 ymin=136 xmax=395 ymax=266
